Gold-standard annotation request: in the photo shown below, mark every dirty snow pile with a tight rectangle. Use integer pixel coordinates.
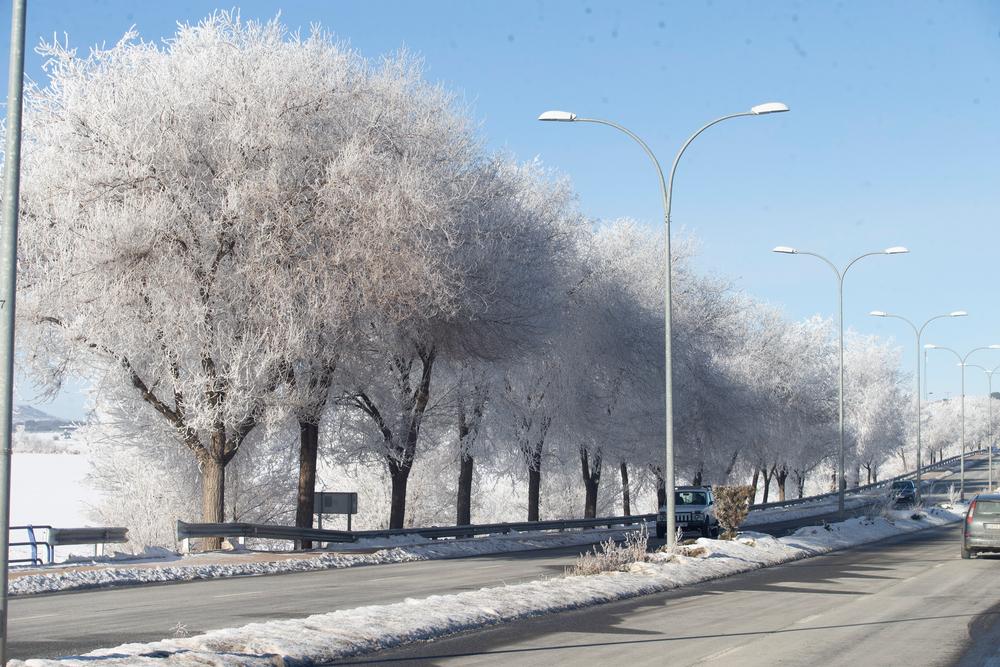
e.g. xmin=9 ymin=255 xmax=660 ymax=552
xmin=13 ymin=505 xmax=964 ymax=666
xmin=10 ymin=526 xmax=643 ymax=596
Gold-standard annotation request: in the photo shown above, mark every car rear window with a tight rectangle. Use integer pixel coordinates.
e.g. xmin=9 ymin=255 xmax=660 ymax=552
xmin=891 ymin=482 xmax=913 ymax=489
xmin=676 ymin=492 xmax=708 ymax=506
xmin=974 ymin=501 xmax=1000 ymax=515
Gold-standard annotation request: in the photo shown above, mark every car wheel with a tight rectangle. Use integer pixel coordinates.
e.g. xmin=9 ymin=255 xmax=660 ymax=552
xmin=962 ymin=546 xmax=972 ymax=559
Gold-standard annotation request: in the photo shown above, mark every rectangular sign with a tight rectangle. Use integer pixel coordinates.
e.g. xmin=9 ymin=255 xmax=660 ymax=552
xmin=314 ymin=491 xmax=358 ymax=515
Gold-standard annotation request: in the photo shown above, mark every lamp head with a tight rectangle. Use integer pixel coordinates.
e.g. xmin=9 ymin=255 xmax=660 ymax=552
xmin=772 ymin=246 xmax=797 ymax=254
xmin=884 ymin=246 xmax=909 ymax=255
xmin=950 ymin=310 xmax=968 ymax=317
xmin=990 ymin=344 xmax=1000 ymax=349
xmin=750 ymin=102 xmax=790 ymax=115
xmin=924 ymin=344 xmax=939 ymax=349
xmin=538 ymin=110 xmax=577 ymax=122
xmin=869 ymin=311 xmax=888 ymax=317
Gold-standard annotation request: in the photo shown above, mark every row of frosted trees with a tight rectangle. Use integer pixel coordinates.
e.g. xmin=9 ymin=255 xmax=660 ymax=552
xmin=13 ymin=13 xmax=913 ymax=547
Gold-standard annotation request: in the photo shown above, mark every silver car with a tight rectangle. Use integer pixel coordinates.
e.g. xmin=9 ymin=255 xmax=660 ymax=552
xmin=962 ymin=493 xmax=1000 ymax=559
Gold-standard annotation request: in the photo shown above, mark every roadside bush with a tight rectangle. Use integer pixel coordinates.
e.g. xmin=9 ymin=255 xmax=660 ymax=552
xmin=714 ymin=485 xmax=754 ymax=539
xmin=568 ymin=523 xmax=649 ymax=575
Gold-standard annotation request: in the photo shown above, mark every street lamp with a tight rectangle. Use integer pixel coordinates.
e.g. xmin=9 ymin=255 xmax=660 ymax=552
xmin=925 ymin=344 xmax=1000 ymax=499
xmin=962 ymin=363 xmax=1000 ymax=492
xmin=868 ymin=310 xmax=967 ymax=502
xmin=773 ymin=246 xmax=909 ymax=517
xmin=541 ymin=102 xmax=789 ymax=548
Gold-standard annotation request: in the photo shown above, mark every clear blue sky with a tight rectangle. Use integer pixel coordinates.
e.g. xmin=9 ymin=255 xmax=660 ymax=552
xmin=2 ymin=1 xmax=999 ymax=419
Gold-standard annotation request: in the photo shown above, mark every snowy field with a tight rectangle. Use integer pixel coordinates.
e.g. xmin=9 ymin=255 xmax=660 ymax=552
xmin=10 ymin=448 xmax=99 ymax=564
xmin=11 ymin=504 xmax=966 ymax=666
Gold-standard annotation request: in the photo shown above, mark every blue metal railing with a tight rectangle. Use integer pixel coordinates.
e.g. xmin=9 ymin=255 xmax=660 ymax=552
xmin=9 ymin=525 xmax=52 ymax=565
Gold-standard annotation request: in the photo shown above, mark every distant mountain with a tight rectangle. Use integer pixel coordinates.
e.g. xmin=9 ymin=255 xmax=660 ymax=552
xmin=13 ymin=404 xmax=73 ymax=432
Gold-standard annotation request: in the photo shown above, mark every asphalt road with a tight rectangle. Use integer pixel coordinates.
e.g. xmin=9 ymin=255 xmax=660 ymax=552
xmin=348 ymin=523 xmax=999 ymax=667
xmin=10 ymin=453 xmax=992 ymax=661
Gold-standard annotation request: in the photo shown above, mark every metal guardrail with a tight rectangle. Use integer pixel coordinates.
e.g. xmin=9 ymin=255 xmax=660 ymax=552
xmin=175 ymin=451 xmax=985 ymax=550
xmin=176 ymin=514 xmax=655 ymax=550
xmin=50 ymin=527 xmax=128 ymax=548
xmin=8 ymin=525 xmax=128 ymax=565
xmin=749 ymin=449 xmax=984 ymax=511
xmin=176 ymin=520 xmax=357 ymax=552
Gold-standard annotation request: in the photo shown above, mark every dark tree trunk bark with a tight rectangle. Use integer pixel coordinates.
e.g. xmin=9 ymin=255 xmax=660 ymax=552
xmin=200 ymin=454 xmax=225 ymax=551
xmin=295 ymin=420 xmax=319 ymax=549
xmin=692 ymin=467 xmax=703 ymax=487
xmin=723 ymin=449 xmax=740 ymax=482
xmin=528 ymin=465 xmax=541 ymax=521
xmin=457 ymin=452 xmax=474 ymax=526
xmin=389 ymin=462 xmax=411 ymax=529
xmin=761 ymin=467 xmax=773 ymax=504
xmin=776 ymin=466 xmax=788 ymax=501
xmin=831 ymin=470 xmax=838 ymax=492
xmin=656 ymin=469 xmax=666 ymax=510
xmin=750 ymin=468 xmax=760 ymax=504
xmin=580 ymin=448 xmax=602 ymax=519
xmin=795 ymin=471 xmax=806 ymax=498
xmin=620 ymin=460 xmax=631 ymax=516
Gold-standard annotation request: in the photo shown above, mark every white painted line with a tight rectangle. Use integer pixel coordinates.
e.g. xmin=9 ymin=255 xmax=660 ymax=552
xmin=212 ymin=591 xmax=260 ymax=599
xmin=12 ymin=613 xmax=57 ymax=622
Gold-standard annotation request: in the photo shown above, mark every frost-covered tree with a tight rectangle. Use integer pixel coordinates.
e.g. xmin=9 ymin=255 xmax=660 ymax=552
xmin=338 ymin=160 xmax=578 ymax=528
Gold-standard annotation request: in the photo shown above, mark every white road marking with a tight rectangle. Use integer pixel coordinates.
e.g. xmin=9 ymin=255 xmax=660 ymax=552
xmin=212 ymin=591 xmax=260 ymax=599
xmin=13 ymin=613 xmax=57 ymax=622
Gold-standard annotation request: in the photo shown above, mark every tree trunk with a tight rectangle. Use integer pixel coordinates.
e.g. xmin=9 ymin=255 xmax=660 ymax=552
xmin=528 ymin=465 xmax=541 ymax=521
xmin=656 ymin=469 xmax=666 ymax=510
xmin=457 ymin=451 xmax=474 ymax=526
xmin=580 ymin=448 xmax=602 ymax=519
xmin=723 ymin=449 xmax=740 ymax=482
xmin=200 ymin=455 xmax=225 ymax=551
xmin=692 ymin=467 xmax=703 ymax=486
xmin=776 ymin=466 xmax=788 ymax=501
xmin=389 ymin=463 xmax=410 ymax=529
xmin=795 ymin=471 xmax=806 ymax=498
xmin=831 ymin=470 xmax=838 ymax=492
xmin=761 ymin=467 xmax=773 ymax=503
xmin=750 ymin=468 xmax=760 ymax=504
xmin=295 ymin=420 xmax=319 ymax=549
xmin=620 ymin=460 xmax=631 ymax=516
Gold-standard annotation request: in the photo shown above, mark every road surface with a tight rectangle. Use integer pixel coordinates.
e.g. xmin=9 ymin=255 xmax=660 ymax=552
xmin=350 ymin=523 xmax=998 ymax=667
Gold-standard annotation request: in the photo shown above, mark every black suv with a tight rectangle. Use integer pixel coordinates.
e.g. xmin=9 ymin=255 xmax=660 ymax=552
xmin=890 ymin=480 xmax=917 ymax=506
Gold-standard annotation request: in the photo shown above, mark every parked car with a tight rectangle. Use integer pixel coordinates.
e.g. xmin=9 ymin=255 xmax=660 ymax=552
xmin=962 ymin=493 xmax=1000 ymax=559
xmin=890 ymin=480 xmax=917 ymax=506
xmin=656 ymin=486 xmax=720 ymax=539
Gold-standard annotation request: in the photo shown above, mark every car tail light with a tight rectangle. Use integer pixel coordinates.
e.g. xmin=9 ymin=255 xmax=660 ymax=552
xmin=968 ymin=501 xmax=977 ymax=525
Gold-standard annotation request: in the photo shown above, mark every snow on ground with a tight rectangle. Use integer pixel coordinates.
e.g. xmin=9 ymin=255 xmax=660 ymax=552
xmin=9 ymin=526 xmax=644 ymax=596
xmin=11 ymin=504 xmax=966 ymax=667
xmin=743 ymin=492 xmax=876 ymax=525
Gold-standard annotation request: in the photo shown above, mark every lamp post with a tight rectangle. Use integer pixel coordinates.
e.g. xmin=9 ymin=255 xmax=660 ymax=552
xmin=868 ymin=310 xmax=967 ymax=502
xmin=773 ymin=246 xmax=909 ymax=517
xmin=540 ymin=103 xmax=789 ymax=548
xmin=958 ymin=363 xmax=1000 ymax=493
xmin=0 ymin=1 xmax=27 ymax=663
xmin=925 ymin=344 xmax=1000 ymax=500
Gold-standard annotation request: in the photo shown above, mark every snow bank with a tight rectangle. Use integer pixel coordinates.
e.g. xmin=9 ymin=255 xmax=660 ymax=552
xmin=12 ymin=505 xmax=965 ymax=666
xmin=10 ymin=526 xmax=638 ymax=596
